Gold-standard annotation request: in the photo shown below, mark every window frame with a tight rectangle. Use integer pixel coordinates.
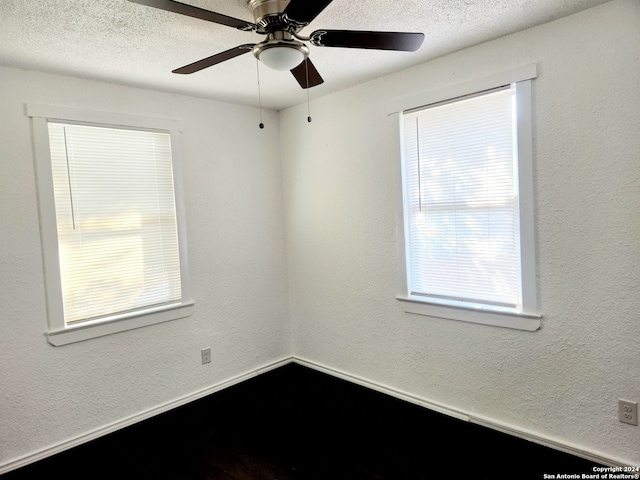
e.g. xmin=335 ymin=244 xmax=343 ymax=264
xmin=28 ymin=104 xmax=194 ymax=345
xmin=389 ymin=66 xmax=540 ymax=331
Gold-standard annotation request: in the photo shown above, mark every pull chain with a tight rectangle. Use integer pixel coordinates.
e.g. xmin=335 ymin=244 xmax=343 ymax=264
xmin=256 ymin=59 xmax=264 ymax=129
xmin=306 ymin=59 xmax=312 ymax=123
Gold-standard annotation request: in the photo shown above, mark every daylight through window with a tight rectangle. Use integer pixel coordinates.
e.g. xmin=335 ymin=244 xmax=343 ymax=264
xmin=48 ymin=122 xmax=182 ymax=324
xmin=397 ymin=74 xmax=538 ymax=329
xmin=29 ymin=105 xmax=193 ymax=345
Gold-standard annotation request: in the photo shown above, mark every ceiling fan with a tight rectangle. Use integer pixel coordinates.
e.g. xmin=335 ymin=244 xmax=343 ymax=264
xmin=127 ymin=0 xmax=425 ymax=89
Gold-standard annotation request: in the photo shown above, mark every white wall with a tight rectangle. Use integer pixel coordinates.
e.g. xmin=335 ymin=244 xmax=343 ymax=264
xmin=280 ymin=0 xmax=640 ymax=466
xmin=0 ymin=66 xmax=290 ymax=469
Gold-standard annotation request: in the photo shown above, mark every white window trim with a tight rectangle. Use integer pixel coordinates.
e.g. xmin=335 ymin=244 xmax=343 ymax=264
xmin=389 ymin=66 xmax=541 ymax=331
xmin=28 ymin=104 xmax=194 ymax=346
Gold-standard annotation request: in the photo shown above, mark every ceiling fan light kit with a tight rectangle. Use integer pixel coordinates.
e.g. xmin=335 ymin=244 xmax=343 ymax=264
xmin=253 ymin=32 xmax=309 ymax=71
xmin=255 ymin=43 xmax=305 ymax=70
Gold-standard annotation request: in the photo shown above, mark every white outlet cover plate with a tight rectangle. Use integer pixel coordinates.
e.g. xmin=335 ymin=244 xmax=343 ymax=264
xmin=618 ymin=399 xmax=638 ymax=426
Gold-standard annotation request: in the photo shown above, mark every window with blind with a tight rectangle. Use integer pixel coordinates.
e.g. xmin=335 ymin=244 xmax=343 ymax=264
xmin=396 ymin=72 xmax=539 ymax=330
xmin=29 ymin=105 xmax=193 ymax=345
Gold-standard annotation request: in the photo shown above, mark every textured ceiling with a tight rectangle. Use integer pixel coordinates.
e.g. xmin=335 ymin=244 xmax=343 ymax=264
xmin=0 ymin=0 xmax=610 ymax=110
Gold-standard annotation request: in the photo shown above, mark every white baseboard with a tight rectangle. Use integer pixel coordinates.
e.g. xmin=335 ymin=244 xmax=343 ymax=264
xmin=292 ymin=356 xmax=634 ymax=469
xmin=0 ymin=356 xmax=291 ymax=475
xmin=3 ymin=355 xmax=635 ymax=474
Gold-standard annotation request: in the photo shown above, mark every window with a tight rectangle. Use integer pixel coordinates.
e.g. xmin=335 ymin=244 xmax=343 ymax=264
xmin=29 ymin=105 xmax=193 ymax=345
xmin=392 ymin=66 xmax=540 ymax=330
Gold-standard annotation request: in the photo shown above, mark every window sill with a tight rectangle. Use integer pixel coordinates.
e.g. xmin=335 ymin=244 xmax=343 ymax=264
xmin=46 ymin=301 xmax=195 ymax=346
xmin=396 ymin=296 xmax=540 ymax=331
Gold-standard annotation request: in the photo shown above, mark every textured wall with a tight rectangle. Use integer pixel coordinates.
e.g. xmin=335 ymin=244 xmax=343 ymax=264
xmin=280 ymin=0 xmax=640 ymax=466
xmin=0 ymin=66 xmax=290 ymax=467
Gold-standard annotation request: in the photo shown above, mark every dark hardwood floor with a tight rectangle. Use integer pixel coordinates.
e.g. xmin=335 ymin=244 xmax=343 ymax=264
xmin=4 ymin=363 xmax=605 ymax=480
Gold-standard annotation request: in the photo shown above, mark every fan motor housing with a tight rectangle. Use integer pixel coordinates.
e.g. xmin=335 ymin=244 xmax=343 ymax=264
xmin=247 ymin=0 xmax=290 ymax=26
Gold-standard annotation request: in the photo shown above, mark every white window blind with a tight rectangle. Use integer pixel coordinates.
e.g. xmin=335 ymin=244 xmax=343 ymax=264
xmin=401 ymin=86 xmax=522 ymax=310
xmin=47 ymin=122 xmax=182 ymax=325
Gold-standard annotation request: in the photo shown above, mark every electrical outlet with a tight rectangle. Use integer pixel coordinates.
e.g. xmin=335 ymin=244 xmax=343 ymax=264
xmin=618 ymin=399 xmax=638 ymax=426
xmin=201 ymin=347 xmax=211 ymax=365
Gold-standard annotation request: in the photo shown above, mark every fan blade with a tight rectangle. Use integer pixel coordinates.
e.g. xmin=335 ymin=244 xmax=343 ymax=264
xmin=283 ymin=0 xmax=334 ymax=26
xmin=310 ymin=30 xmax=424 ymax=51
xmin=290 ymin=58 xmax=324 ymax=89
xmin=127 ymin=0 xmax=256 ymax=31
xmin=172 ymin=44 xmax=255 ymax=74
